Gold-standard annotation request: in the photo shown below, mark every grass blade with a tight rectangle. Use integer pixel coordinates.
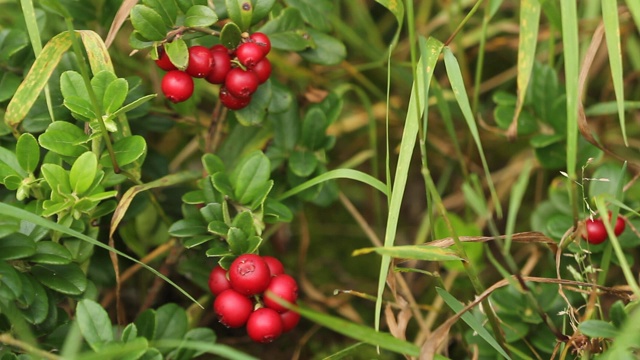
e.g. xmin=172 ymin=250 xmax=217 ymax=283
xmin=353 ymin=244 xmax=462 ymax=262
xmin=436 ymin=287 xmax=512 ymax=360
xmin=443 ymin=47 xmax=502 ymax=217
xmin=276 ymin=168 xmax=388 ymax=201
xmin=504 ymin=160 xmax=533 ymax=252
xmin=508 ymin=0 xmax=541 ymax=139
xmin=560 ymin=0 xmax=579 ymax=179
xmin=374 ymin=36 xmax=443 ymax=334
xmin=601 ymin=0 xmax=627 ymax=145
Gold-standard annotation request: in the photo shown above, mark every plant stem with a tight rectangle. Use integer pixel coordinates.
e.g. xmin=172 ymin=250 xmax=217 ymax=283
xmin=444 ymin=0 xmax=485 ymax=46
xmin=0 ymin=333 xmax=60 ymax=360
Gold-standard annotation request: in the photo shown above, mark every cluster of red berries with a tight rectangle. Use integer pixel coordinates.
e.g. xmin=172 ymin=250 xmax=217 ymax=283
xmin=582 ymin=212 xmax=626 ymax=245
xmin=157 ymin=32 xmax=272 ymax=110
xmin=208 ymin=254 xmax=300 ymax=343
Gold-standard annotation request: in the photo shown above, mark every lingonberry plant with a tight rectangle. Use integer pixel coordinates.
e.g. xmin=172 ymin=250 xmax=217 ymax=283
xmin=2 ymin=0 xmax=640 ymax=359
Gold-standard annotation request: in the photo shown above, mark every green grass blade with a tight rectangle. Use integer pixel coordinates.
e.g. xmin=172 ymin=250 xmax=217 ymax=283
xmin=374 ymin=36 xmax=443 ymax=333
xmin=601 ymin=0 xmax=627 ymax=146
xmin=19 ymin=0 xmax=55 ymax=123
xmin=322 ymin=343 xmax=367 ymax=360
xmin=504 ymin=160 xmax=533 ymax=253
xmin=151 ymin=340 xmax=258 ymax=360
xmin=353 ymin=244 xmax=462 ymax=262
xmin=560 ymin=0 xmax=579 ymax=179
xmin=443 ymin=47 xmax=502 ymax=217
xmin=436 ymin=287 xmax=512 ymax=360
xmin=276 ymin=168 xmax=388 ymax=201
xmin=626 ymin=0 xmax=640 ymax=35
xmin=510 ymin=0 xmax=541 ymax=137
xmin=0 ymin=203 xmax=202 ymax=308
xmin=374 ymin=0 xmax=404 ymax=48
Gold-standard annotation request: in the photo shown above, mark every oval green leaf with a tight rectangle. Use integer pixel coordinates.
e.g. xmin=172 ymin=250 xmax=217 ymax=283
xmin=185 ymin=5 xmax=218 ymax=27
xmin=76 ymin=299 xmax=114 ymax=351
xmin=29 ymin=241 xmax=73 ymax=265
xmin=31 ymin=263 xmax=87 ymax=295
xmin=16 ymin=133 xmax=40 ymax=174
xmin=0 ymin=233 xmax=37 ymax=260
xmin=130 ymin=5 xmax=167 ymax=41
xmin=70 ymin=152 xmax=98 ymax=195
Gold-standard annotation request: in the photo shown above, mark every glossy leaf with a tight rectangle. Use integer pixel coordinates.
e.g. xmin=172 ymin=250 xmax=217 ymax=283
xmin=130 ymin=5 xmax=167 ymax=41
xmin=185 ymin=5 xmax=218 ymax=27
xmin=76 ymin=299 xmax=114 ymax=351
xmin=285 ymin=0 xmax=333 ymax=32
xmin=219 ymin=21 xmax=243 ymax=49
xmin=299 ymin=29 xmax=346 ymax=65
xmin=176 ymin=0 xmax=207 ymax=13
xmin=225 ymin=0 xmax=253 ymax=30
xmin=154 ymin=303 xmax=188 ymax=341
xmin=135 ymin=309 xmax=157 ymax=340
xmin=41 ymin=163 xmax=71 ymax=194
xmin=16 ymin=133 xmax=40 ymax=174
xmin=31 ymin=263 xmax=87 ymax=295
xmin=172 ymin=328 xmax=217 ymax=360
xmin=143 ymin=0 xmax=179 ymax=27
xmin=257 ymin=8 xmax=311 ymax=51
xmin=0 ymin=232 xmax=37 ymax=260
xmin=0 ymin=261 xmax=22 ymax=300
xmin=103 ymin=78 xmax=128 ymax=115
xmin=165 ymin=39 xmax=188 ymax=70
xmin=230 ymin=151 xmax=271 ymax=204
xmin=64 ymin=95 xmax=96 ymax=120
xmin=235 ymin=80 xmax=272 ymax=126
xmin=168 ymin=219 xmax=207 ymax=237
xmin=289 ymin=149 xmax=317 ymax=177
xmin=60 ymin=70 xmax=89 ymax=100
xmin=29 ymin=241 xmax=73 ymax=265
xmin=578 ymin=320 xmax=619 ymax=339
xmin=70 ymin=152 xmax=98 ymax=195
xmin=39 ymin=121 xmax=90 ymax=157
xmin=102 ymin=135 xmax=147 ymax=167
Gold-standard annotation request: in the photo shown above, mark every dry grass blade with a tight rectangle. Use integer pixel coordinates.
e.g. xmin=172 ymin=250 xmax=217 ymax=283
xmin=104 ymin=0 xmax=139 ymax=48
xmin=425 ymin=231 xmax=556 ymax=248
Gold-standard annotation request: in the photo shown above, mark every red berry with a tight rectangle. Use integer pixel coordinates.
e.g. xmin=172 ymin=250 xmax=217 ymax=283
xmin=208 ymin=265 xmax=231 ymax=296
xmin=583 ymin=218 xmax=607 ymax=245
xmin=228 ymin=254 xmax=271 ymax=296
xmin=155 ymin=49 xmax=176 ymax=71
xmin=250 ymin=58 xmax=272 ymax=84
xmin=614 ymin=215 xmax=626 ymax=236
xmin=219 ymin=86 xmax=251 ymax=110
xmin=186 ymin=45 xmax=213 ymax=78
xmin=213 ymin=289 xmax=254 ymax=328
xmin=246 ymin=308 xmax=283 ymax=343
xmin=236 ymin=42 xmax=266 ymax=68
xmin=249 ymin=32 xmax=271 ymax=55
xmin=262 ymin=255 xmax=284 ymax=277
xmin=205 ymin=51 xmax=232 ymax=84
xmin=280 ymin=310 xmax=300 ymax=332
xmin=225 ymin=68 xmax=259 ymax=99
xmin=264 ymin=274 xmax=298 ymax=313
xmin=210 ymin=44 xmax=229 ymax=53
xmin=161 ymin=70 xmax=194 ymax=103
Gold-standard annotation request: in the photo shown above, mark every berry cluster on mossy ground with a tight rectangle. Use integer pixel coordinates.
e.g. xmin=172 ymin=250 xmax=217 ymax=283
xmin=208 ymin=254 xmax=300 ymax=343
xmin=158 ymin=32 xmax=272 ymax=110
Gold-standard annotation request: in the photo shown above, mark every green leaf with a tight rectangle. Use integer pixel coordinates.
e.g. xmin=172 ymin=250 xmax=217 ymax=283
xmin=610 ymin=300 xmax=627 ymax=328
xmin=64 ymin=95 xmax=97 ymax=120
xmin=230 ymin=151 xmax=271 ymax=204
xmin=0 ymin=217 xmax=20 ymax=239
xmin=70 ymin=152 xmax=98 ymax=195
xmin=16 ymin=133 xmax=40 ymax=174
xmin=121 ymin=323 xmax=138 ymax=342
xmin=41 ymin=163 xmax=71 ymax=194
xmin=494 ymin=105 xmax=537 ymax=135
xmin=172 ymin=328 xmax=217 ymax=360
xmin=202 ymin=153 xmax=225 ymax=175
xmin=143 ymin=0 xmax=179 ymax=27
xmin=602 ymin=0 xmax=627 ymax=145
xmin=31 ymin=263 xmax=87 ymax=295
xmin=39 ymin=121 xmax=90 ymax=157
xmin=20 ymin=276 xmax=49 ymax=325
xmin=353 ymin=245 xmax=462 ymax=262
xmin=251 ymin=0 xmax=275 ymax=24
xmin=219 ymin=21 xmax=243 ymax=49
xmin=579 ymin=320 xmax=619 ymax=339
xmin=207 ymin=220 xmax=229 ymax=237
xmin=227 ymin=227 xmax=249 ymax=255
xmin=135 ymin=309 xmax=157 ymax=340
xmin=169 ymin=219 xmax=207 ymax=237
xmin=165 ymin=39 xmax=189 ymax=70
xmin=0 ymin=146 xmax=27 ymax=179
xmin=183 ymin=235 xmax=215 ymax=249
xmin=0 ymin=72 xmax=22 ymax=102
xmin=154 ymin=303 xmax=188 ymax=341
xmin=300 ymin=107 xmax=327 ymax=151
xmin=111 ymin=94 xmax=157 ymax=119
xmin=176 ymin=0 xmax=207 ymax=13
xmin=560 ymin=0 xmax=579 ymax=178
xmin=277 ymin=168 xmax=388 ymax=201
xmin=0 ymin=29 xmax=29 ymax=62
xmin=0 ymin=261 xmax=22 ymax=300
xmin=102 ymin=135 xmax=147 ymax=167
xmin=76 ymin=299 xmax=114 ymax=352
xmin=0 ymin=233 xmax=37 ymax=260
xmin=257 ymin=8 xmax=311 ymax=51
xmin=299 ymin=29 xmax=346 ymax=65
xmin=284 ymin=0 xmax=333 ymax=32
xmin=437 ymin=287 xmax=512 ymax=359
xmin=185 ymin=5 xmax=218 ymax=27
xmin=130 ymin=5 xmax=168 ymax=41
xmin=225 ymin=0 xmax=253 ymax=30
xmin=205 ymin=241 xmax=233 ymax=257
xmin=103 ymin=78 xmax=128 ymax=115
xmin=29 ymin=241 xmax=73 ymax=265
xmin=288 ymin=149 xmax=317 ymax=177
xmin=60 ymin=70 xmax=89 ymax=100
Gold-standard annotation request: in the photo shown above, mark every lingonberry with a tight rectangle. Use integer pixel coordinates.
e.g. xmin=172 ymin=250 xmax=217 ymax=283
xmin=246 ymin=308 xmax=283 ymax=343
xmin=262 ymin=255 xmax=284 ymax=277
xmin=213 ymin=289 xmax=254 ymax=328
xmin=155 ymin=49 xmax=176 ymax=71
xmin=236 ymin=42 xmax=266 ymax=69
xmin=228 ymin=254 xmax=271 ymax=296
xmin=219 ymin=86 xmax=251 ymax=110
xmin=205 ymin=50 xmax=232 ymax=84
xmin=263 ymin=274 xmax=298 ymax=313
xmin=161 ymin=70 xmax=194 ymax=103
xmin=614 ymin=215 xmax=626 ymax=236
xmin=210 ymin=44 xmax=229 ymax=53
xmin=249 ymin=32 xmax=271 ymax=55
xmin=186 ymin=45 xmax=213 ymax=78
xmin=251 ymin=58 xmax=272 ymax=84
xmin=280 ymin=310 xmax=300 ymax=332
xmin=583 ymin=218 xmax=607 ymax=245
xmin=225 ymin=68 xmax=259 ymax=99
xmin=208 ymin=265 xmax=231 ymax=296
